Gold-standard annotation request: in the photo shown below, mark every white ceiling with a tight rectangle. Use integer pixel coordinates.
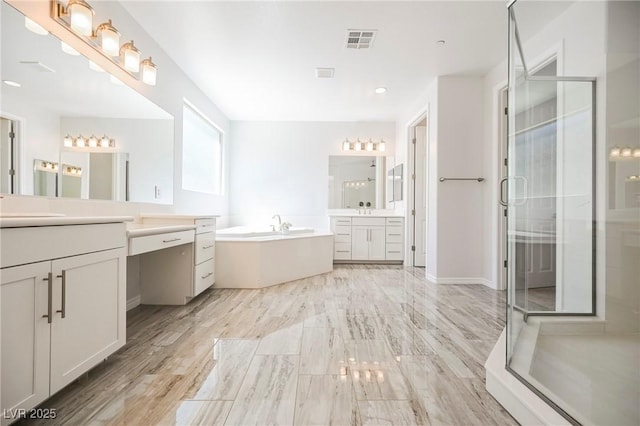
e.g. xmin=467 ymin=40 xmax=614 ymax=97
xmin=121 ymin=1 xmax=509 ymax=122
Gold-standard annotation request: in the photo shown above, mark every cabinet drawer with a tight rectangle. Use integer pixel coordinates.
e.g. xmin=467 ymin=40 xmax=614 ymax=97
xmin=334 ymin=242 xmax=352 ymax=260
xmin=129 ymin=230 xmax=194 ymax=256
xmin=386 ymin=243 xmax=404 ymax=260
xmin=352 ymin=217 xmax=385 ymax=226
xmin=332 ymin=217 xmax=352 ymax=226
xmin=194 ymin=258 xmax=215 ymax=296
xmin=333 ymin=225 xmax=352 ymax=242
xmin=195 ymin=218 xmax=216 ymax=234
xmin=386 ymin=227 xmax=403 ymax=243
xmin=386 ymin=217 xmax=404 ymax=226
xmin=195 ymin=232 xmax=215 ymax=264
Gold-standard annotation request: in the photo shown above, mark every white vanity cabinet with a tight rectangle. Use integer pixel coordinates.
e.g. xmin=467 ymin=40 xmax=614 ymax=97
xmin=352 ymin=217 xmax=387 ymax=261
xmin=137 ymin=215 xmax=217 ymax=304
xmin=0 ymin=220 xmax=128 ymax=425
xmin=329 ymin=215 xmax=404 ymax=263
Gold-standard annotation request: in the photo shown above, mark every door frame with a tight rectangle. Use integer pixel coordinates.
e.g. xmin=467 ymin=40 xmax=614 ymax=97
xmin=406 ymin=108 xmax=429 ymax=268
xmin=0 ymin=112 xmax=24 ymax=195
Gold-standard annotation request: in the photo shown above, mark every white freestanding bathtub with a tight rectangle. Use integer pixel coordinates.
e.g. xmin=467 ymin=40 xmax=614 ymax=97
xmin=215 ymin=227 xmax=334 ymax=289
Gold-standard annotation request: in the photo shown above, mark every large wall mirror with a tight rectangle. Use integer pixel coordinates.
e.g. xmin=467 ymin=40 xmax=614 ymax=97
xmin=0 ymin=1 xmax=174 ymax=204
xmin=328 ymin=156 xmax=386 ymax=209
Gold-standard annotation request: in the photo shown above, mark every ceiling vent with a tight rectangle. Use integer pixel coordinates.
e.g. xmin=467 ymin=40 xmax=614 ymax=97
xmin=346 ymin=29 xmax=377 ymax=49
xmin=315 ymin=67 xmax=335 ymax=78
xmin=19 ymin=61 xmax=55 ymax=73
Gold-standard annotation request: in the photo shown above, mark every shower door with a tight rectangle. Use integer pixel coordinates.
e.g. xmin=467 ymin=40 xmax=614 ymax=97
xmin=505 ymin=2 xmax=596 ymax=378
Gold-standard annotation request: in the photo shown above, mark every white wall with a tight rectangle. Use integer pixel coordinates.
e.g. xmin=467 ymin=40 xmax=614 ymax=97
xmin=2 ymin=0 xmax=230 ymax=220
xmin=228 ymin=121 xmax=395 ymax=231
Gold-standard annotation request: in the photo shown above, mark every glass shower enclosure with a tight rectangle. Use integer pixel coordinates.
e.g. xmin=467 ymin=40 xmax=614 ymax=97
xmin=505 ymin=1 xmax=639 ymax=425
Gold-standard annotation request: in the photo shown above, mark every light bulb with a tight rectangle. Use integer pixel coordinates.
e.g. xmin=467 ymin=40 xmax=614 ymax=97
xmin=378 ymin=139 xmax=386 ymax=152
xmin=610 ymin=146 xmax=621 ymax=157
xmin=68 ymin=0 xmax=94 ymax=36
xmin=100 ymin=135 xmax=110 ymax=148
xmin=366 ymin=139 xmax=374 ymax=151
xmin=76 ymin=135 xmax=86 ymax=147
xmin=622 ymin=147 xmax=632 ymax=157
xmin=633 ymin=148 xmax=640 ymax=158
xmin=97 ymin=20 xmax=119 ymax=56
xmin=342 ymin=140 xmax=351 ymax=151
xmin=120 ymin=41 xmax=140 ymax=73
xmin=355 ymin=140 xmax=362 ymax=151
xmin=140 ymin=57 xmax=157 ymax=85
xmin=88 ymin=135 xmax=98 ymax=147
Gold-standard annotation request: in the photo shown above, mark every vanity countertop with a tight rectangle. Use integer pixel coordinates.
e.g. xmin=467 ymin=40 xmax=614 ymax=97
xmin=140 ymin=214 xmax=220 ymax=220
xmin=328 ymin=213 xmax=405 ymax=218
xmin=0 ymin=216 xmax=134 ymax=228
xmin=126 ymin=223 xmax=196 ymax=238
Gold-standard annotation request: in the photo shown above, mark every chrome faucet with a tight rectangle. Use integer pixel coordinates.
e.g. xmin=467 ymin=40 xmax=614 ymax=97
xmin=272 ymin=214 xmax=282 ymax=230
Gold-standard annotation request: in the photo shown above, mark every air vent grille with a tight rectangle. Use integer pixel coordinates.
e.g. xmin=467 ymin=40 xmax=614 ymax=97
xmin=346 ymin=29 xmax=377 ymax=49
xmin=315 ymin=67 xmax=335 ymax=78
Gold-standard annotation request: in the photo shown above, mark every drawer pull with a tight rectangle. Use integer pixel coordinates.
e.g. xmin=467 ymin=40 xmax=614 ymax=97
xmin=162 ymin=238 xmax=181 ymax=243
xmin=336 ymin=250 xmax=350 ymax=253
xmin=56 ymin=271 xmax=66 ymax=319
xmin=202 ymin=244 xmax=215 ymax=249
xmin=388 ymin=233 xmax=401 ymax=236
xmin=337 ymin=233 xmax=350 ymax=236
xmin=42 ymin=273 xmax=53 ymax=324
xmin=200 ymin=224 xmax=214 ymax=228
xmin=201 ymin=272 xmax=214 ymax=279
xmin=388 ymin=251 xmax=401 ymax=254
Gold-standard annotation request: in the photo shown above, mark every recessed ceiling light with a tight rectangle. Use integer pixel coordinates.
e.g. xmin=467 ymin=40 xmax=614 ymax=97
xmin=436 ymin=40 xmax=446 ymax=46
xmin=375 ymin=87 xmax=387 ymax=94
xmin=3 ymin=80 xmax=21 ymax=88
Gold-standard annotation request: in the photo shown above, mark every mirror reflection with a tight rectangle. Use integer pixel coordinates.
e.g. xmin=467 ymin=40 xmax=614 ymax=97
xmin=328 ymin=155 xmax=385 ymax=209
xmin=33 ymin=159 xmax=58 ymax=197
xmin=0 ymin=1 xmax=174 ymax=204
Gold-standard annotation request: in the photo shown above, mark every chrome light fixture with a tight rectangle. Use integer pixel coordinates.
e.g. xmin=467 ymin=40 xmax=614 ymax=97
xmin=95 ymin=19 xmax=119 ymax=56
xmin=63 ymin=134 xmax=115 ymax=149
xmin=140 ymin=57 xmax=157 ymax=86
xmin=120 ymin=40 xmax=140 ymax=73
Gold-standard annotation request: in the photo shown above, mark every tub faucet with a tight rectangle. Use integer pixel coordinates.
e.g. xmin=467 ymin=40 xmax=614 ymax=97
xmin=272 ymin=214 xmax=282 ymax=230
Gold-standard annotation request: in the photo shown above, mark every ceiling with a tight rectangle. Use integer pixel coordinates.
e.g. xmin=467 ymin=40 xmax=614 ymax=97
xmin=121 ymin=1 xmax=509 ymax=122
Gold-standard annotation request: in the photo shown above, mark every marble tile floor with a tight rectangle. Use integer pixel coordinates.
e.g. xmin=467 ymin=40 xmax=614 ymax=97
xmin=19 ymin=265 xmax=517 ymax=426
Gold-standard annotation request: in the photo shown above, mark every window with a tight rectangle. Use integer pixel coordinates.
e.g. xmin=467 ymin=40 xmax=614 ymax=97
xmin=182 ymin=102 xmax=222 ymax=194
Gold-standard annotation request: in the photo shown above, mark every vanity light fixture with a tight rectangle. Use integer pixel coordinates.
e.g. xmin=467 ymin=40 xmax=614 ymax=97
xmin=625 ymin=175 xmax=640 ymax=182
xmin=621 ymin=147 xmax=632 ymax=158
xmin=63 ymin=165 xmax=83 ymax=176
xmin=341 ymin=138 xmax=387 ymax=152
xmin=95 ymin=19 xmax=120 ymax=56
xmin=51 ymin=0 xmax=158 ymax=85
xmin=63 ymin=134 xmax=115 ymax=149
xmin=120 ymin=40 xmax=140 ymax=73
xmin=140 ymin=57 xmax=157 ymax=86
xmin=36 ymin=161 xmax=59 ymax=172
xmin=25 ymin=17 xmax=49 ymax=35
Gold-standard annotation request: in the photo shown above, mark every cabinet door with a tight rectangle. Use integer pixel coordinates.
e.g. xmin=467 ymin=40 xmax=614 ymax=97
xmin=49 ymin=248 xmax=126 ymax=394
xmin=351 ymin=226 xmax=370 ymax=260
xmin=1 ymin=262 xmax=51 ymax=419
xmin=369 ymin=227 xmax=386 ymax=261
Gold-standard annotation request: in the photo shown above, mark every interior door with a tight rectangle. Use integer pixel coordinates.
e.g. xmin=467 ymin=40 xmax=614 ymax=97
xmin=413 ymin=119 xmax=427 ymax=267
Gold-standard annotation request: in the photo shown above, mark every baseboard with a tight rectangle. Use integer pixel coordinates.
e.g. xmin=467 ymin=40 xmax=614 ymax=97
xmin=426 ymin=273 xmax=495 ymax=288
xmin=126 ymin=295 xmax=141 ymax=311
xmin=485 ymin=329 xmax=571 ymax=426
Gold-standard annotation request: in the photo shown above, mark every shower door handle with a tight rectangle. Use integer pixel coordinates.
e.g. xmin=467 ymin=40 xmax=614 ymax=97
xmin=499 ymin=178 xmax=508 ymax=206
